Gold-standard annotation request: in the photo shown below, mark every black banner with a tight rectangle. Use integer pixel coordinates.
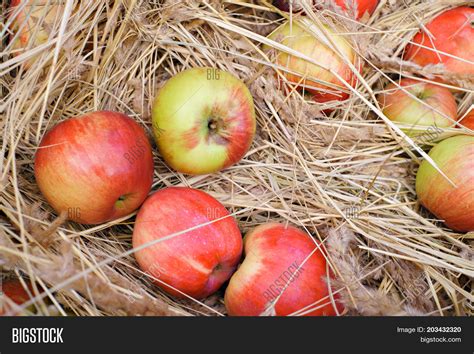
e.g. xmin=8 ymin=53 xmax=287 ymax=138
xmin=0 ymin=317 xmax=472 ymax=353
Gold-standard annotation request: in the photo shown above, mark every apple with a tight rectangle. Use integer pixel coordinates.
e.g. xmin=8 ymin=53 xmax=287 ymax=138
xmin=265 ymin=19 xmax=361 ymax=103
xmin=224 ymin=223 xmax=343 ymax=316
xmin=34 ymin=111 xmax=154 ymax=224
xmin=377 ymin=78 xmax=457 ymax=132
xmin=457 ymin=109 xmax=474 ymax=130
xmin=8 ymin=0 xmax=64 ymax=69
xmin=151 ymin=67 xmax=256 ymax=175
xmin=403 ymin=7 xmax=474 ymax=79
xmin=416 ymin=135 xmax=474 ymax=232
xmin=332 ymin=0 xmax=378 ymax=20
xmin=132 ymin=187 xmax=243 ymax=299
xmin=273 ymin=1 xmax=378 ymax=20
xmin=0 ymin=280 xmax=33 ymax=316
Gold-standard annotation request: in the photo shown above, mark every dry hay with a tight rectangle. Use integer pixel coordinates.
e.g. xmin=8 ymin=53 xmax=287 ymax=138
xmin=0 ymin=0 xmax=473 ymax=316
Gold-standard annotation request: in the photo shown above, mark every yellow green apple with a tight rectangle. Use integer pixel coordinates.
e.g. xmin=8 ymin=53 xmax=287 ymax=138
xmin=151 ymin=67 xmax=256 ymax=175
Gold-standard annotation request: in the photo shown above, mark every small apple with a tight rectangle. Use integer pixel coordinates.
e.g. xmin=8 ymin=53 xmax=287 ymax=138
xmin=377 ymin=78 xmax=457 ymax=132
xmin=8 ymin=0 xmax=64 ymax=69
xmin=0 ymin=280 xmax=33 ymax=316
xmin=224 ymin=223 xmax=343 ymax=316
xmin=132 ymin=187 xmax=243 ymax=299
xmin=265 ymin=19 xmax=361 ymax=103
xmin=416 ymin=135 xmax=474 ymax=232
xmin=332 ymin=0 xmax=378 ymax=20
xmin=457 ymin=109 xmax=474 ymax=130
xmin=151 ymin=67 xmax=256 ymax=175
xmin=404 ymin=7 xmax=474 ymax=79
xmin=35 ymin=111 xmax=154 ymax=224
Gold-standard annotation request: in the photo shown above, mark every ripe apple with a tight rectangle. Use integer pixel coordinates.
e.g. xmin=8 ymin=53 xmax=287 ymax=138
xmin=416 ymin=135 xmax=474 ymax=232
xmin=132 ymin=187 xmax=243 ymax=299
xmin=224 ymin=223 xmax=343 ymax=316
xmin=8 ymin=0 xmax=64 ymax=69
xmin=265 ymin=19 xmax=361 ymax=103
xmin=151 ymin=67 xmax=256 ymax=175
xmin=273 ymin=1 xmax=378 ymax=20
xmin=457 ymin=109 xmax=474 ymax=130
xmin=34 ymin=111 xmax=154 ymax=224
xmin=377 ymin=78 xmax=457 ymax=132
xmin=331 ymin=0 xmax=378 ymax=20
xmin=404 ymin=7 xmax=474 ymax=78
xmin=0 ymin=280 xmax=33 ymax=316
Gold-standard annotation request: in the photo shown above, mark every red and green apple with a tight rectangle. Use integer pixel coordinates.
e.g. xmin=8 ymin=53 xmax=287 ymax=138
xmin=416 ymin=135 xmax=474 ymax=232
xmin=9 ymin=0 xmax=64 ymax=69
xmin=151 ymin=67 xmax=256 ymax=175
xmin=377 ymin=78 xmax=457 ymax=133
xmin=224 ymin=222 xmax=343 ymax=316
xmin=35 ymin=111 xmax=154 ymax=224
xmin=265 ymin=19 xmax=361 ymax=103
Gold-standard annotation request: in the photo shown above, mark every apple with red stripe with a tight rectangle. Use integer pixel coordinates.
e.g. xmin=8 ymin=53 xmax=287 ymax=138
xmin=225 ymin=223 xmax=343 ymax=316
xmin=416 ymin=135 xmax=474 ymax=232
xmin=0 ymin=280 xmax=34 ymax=316
xmin=132 ymin=187 xmax=243 ymax=299
xmin=151 ymin=67 xmax=256 ymax=175
xmin=377 ymin=78 xmax=457 ymax=133
xmin=35 ymin=111 xmax=154 ymax=224
xmin=9 ymin=0 xmax=64 ymax=69
xmin=404 ymin=7 xmax=474 ymax=80
xmin=265 ymin=19 xmax=361 ymax=104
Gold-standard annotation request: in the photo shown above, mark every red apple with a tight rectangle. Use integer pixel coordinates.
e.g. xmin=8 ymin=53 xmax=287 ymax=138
xmin=377 ymin=78 xmax=457 ymax=132
xmin=224 ymin=223 xmax=343 ymax=316
xmin=265 ymin=19 xmax=361 ymax=103
xmin=151 ymin=67 xmax=256 ymax=175
xmin=132 ymin=187 xmax=243 ymax=299
xmin=416 ymin=135 xmax=474 ymax=232
xmin=404 ymin=7 xmax=474 ymax=79
xmin=8 ymin=0 xmax=64 ymax=69
xmin=457 ymin=109 xmax=474 ymax=130
xmin=0 ymin=280 xmax=33 ymax=316
xmin=35 ymin=111 xmax=154 ymax=224
xmin=332 ymin=0 xmax=379 ymax=20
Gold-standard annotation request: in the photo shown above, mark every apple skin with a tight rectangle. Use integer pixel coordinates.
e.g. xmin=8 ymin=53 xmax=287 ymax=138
xmin=332 ymin=0 xmax=378 ymax=19
xmin=457 ymin=109 xmax=474 ymax=130
xmin=224 ymin=223 xmax=343 ymax=316
xmin=151 ymin=67 xmax=256 ymax=175
xmin=403 ymin=7 xmax=474 ymax=78
xmin=132 ymin=187 xmax=243 ymax=299
xmin=8 ymin=0 xmax=64 ymax=69
xmin=0 ymin=280 xmax=32 ymax=316
xmin=377 ymin=78 xmax=457 ymax=131
xmin=34 ymin=111 xmax=154 ymax=225
xmin=416 ymin=135 xmax=474 ymax=232
xmin=265 ymin=20 xmax=360 ymax=103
